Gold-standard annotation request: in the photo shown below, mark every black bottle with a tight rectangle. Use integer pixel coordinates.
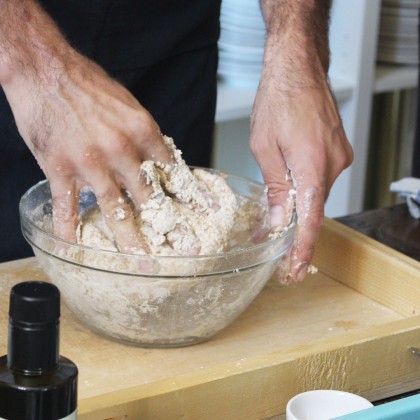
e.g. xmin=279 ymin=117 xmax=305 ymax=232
xmin=0 ymin=281 xmax=78 ymax=420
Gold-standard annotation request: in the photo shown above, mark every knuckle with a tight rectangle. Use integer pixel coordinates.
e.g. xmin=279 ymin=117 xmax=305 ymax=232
xmin=333 ymin=130 xmax=354 ymax=171
xmin=129 ymin=109 xmax=160 ymax=139
xmin=342 ymin=142 xmax=354 ymax=169
xmin=81 ymin=146 xmax=103 ymax=169
xmin=249 ymin=137 xmax=265 ymax=157
xmin=106 ymin=133 xmax=134 ymax=155
xmin=129 ymin=112 xmax=148 ymax=132
xmin=44 ymin=158 xmax=75 ymax=179
xmin=266 ymin=180 xmax=291 ymax=197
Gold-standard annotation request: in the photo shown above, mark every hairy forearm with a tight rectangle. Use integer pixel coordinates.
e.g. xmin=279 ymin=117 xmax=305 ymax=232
xmin=0 ymin=0 xmax=75 ymax=86
xmin=259 ymin=0 xmax=332 ymax=89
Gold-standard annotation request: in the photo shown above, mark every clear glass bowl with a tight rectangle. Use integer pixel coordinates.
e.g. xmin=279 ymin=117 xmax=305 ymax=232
xmin=20 ymin=170 xmax=296 ymax=347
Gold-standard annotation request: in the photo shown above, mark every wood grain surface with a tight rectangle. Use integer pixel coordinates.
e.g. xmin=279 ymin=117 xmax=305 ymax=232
xmin=0 ymin=219 xmax=419 ymax=419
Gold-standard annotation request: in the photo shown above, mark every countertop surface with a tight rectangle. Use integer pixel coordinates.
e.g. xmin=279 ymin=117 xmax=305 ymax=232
xmin=336 ymin=203 xmax=420 ymax=262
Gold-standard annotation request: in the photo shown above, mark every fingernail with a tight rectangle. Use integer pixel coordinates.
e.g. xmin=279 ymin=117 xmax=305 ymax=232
xmin=270 ymin=205 xmax=285 ymax=228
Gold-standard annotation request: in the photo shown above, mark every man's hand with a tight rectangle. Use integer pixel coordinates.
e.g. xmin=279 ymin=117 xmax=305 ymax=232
xmin=252 ymin=0 xmax=353 ymax=282
xmin=0 ymin=0 xmax=173 ymax=253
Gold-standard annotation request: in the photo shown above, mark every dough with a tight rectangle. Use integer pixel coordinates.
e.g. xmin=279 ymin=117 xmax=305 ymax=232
xmin=76 ymin=136 xmax=260 ymax=256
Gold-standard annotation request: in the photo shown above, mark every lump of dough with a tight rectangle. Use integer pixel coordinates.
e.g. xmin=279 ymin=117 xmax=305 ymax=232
xmin=77 ymin=136 xmax=239 ymax=256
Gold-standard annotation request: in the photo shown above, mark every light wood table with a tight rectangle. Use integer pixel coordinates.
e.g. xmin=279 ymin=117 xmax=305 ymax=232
xmin=1 ymin=219 xmax=419 ymax=419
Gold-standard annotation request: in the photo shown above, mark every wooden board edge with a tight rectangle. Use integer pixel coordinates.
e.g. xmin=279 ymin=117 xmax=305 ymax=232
xmin=78 ymin=317 xmax=420 ymax=419
xmin=313 ymin=219 xmax=420 ymax=317
xmin=322 ymin=219 xmax=419 ymax=270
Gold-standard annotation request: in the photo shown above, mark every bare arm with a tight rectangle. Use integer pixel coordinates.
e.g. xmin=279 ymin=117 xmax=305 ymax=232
xmin=0 ymin=0 xmax=173 ymax=253
xmin=251 ymin=0 xmax=353 ymax=282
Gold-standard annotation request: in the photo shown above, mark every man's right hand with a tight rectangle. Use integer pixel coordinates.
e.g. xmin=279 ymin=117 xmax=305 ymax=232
xmin=0 ymin=0 xmax=173 ymax=253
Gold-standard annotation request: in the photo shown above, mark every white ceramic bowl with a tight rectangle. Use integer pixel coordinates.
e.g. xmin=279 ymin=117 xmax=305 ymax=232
xmin=286 ymin=390 xmax=373 ymax=420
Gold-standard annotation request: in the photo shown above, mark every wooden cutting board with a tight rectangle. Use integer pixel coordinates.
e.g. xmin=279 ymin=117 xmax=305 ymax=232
xmin=0 ymin=219 xmax=419 ymax=419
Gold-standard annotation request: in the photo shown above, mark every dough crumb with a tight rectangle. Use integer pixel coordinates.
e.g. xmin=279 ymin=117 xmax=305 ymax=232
xmin=307 ymin=264 xmax=318 ymax=274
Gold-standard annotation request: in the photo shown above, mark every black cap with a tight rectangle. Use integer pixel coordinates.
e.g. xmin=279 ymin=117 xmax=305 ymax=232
xmin=9 ymin=281 xmax=60 ymax=323
xmin=8 ymin=281 xmax=60 ymax=374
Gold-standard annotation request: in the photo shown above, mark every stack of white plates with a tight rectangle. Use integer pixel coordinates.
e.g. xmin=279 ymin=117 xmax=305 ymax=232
xmin=377 ymin=0 xmax=420 ymax=65
xmin=218 ymin=0 xmax=266 ymax=87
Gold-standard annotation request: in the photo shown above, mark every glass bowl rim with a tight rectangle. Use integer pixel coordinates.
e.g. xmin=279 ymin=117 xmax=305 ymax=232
xmin=19 ymin=170 xmax=296 ymax=266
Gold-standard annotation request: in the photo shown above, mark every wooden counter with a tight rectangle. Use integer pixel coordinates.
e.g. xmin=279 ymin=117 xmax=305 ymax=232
xmin=1 ymin=219 xmax=420 ymax=419
xmin=336 ymin=203 xmax=420 ymax=262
